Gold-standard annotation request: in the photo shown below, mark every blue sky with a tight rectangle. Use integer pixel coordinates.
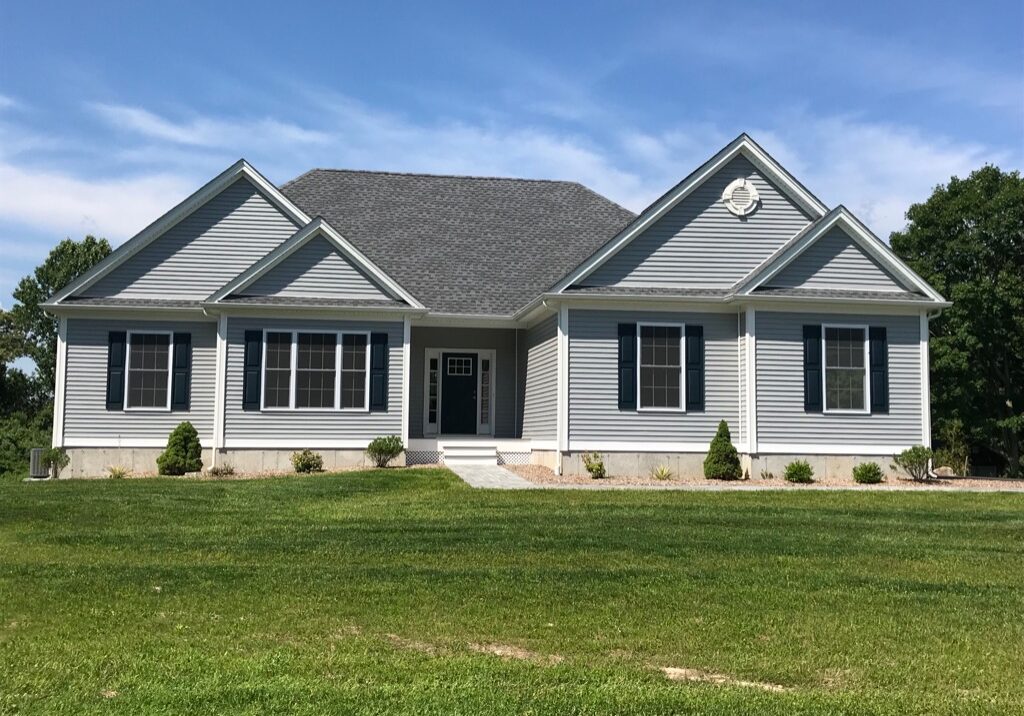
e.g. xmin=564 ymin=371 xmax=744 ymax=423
xmin=1 ymin=0 xmax=1021 ymax=307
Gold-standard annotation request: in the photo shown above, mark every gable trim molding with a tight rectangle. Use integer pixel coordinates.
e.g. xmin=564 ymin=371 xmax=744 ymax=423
xmin=46 ymin=160 xmax=310 ymax=306
xmin=732 ymin=206 xmax=947 ymax=303
xmin=207 ymin=216 xmax=424 ymax=309
xmin=549 ymin=134 xmax=829 ymax=294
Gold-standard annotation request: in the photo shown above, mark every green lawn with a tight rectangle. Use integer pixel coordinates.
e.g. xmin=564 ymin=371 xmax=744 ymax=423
xmin=1 ymin=470 xmax=1022 ymax=715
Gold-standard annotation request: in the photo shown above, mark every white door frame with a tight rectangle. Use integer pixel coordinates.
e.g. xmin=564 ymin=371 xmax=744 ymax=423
xmin=422 ymin=347 xmax=496 ymax=436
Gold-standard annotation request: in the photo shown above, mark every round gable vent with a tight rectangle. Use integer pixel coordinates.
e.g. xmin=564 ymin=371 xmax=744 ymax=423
xmin=722 ymin=178 xmax=760 ymax=217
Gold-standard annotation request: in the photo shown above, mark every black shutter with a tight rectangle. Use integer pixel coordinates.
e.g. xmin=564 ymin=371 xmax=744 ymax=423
xmin=685 ymin=325 xmax=705 ymax=411
xmin=369 ymin=332 xmax=388 ymax=411
xmin=105 ymin=331 xmax=127 ymax=410
xmin=617 ymin=323 xmax=637 ymax=410
xmin=869 ymin=326 xmax=889 ymax=413
xmin=242 ymin=330 xmax=262 ymax=411
xmin=171 ymin=332 xmax=192 ymax=410
xmin=803 ymin=324 xmax=823 ymax=412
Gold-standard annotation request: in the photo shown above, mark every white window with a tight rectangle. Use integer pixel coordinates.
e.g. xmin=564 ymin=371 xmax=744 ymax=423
xmin=447 ymin=356 xmax=472 ymax=375
xmin=638 ymin=323 xmax=685 ymax=411
xmin=823 ymin=325 xmax=869 ymax=413
xmin=262 ymin=330 xmax=368 ymax=411
xmin=125 ymin=332 xmax=172 ymax=410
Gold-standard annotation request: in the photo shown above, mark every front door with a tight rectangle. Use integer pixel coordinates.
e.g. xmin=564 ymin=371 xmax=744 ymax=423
xmin=441 ymin=352 xmax=477 ymax=434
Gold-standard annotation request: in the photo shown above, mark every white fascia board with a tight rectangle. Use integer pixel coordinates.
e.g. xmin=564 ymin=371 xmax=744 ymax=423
xmin=201 ymin=304 xmax=424 ymax=321
xmin=48 ymin=160 xmax=310 ymax=305
xmin=546 ymin=293 xmax=738 ymax=312
xmin=549 ymin=134 xmax=828 ymax=294
xmin=736 ymin=208 xmax=947 ymax=303
xmin=756 ymin=443 xmax=916 ymax=456
xmin=735 ymin=296 xmax=950 ymax=311
xmin=207 ymin=217 xmax=424 ymax=309
xmin=43 ymin=305 xmax=216 ymax=320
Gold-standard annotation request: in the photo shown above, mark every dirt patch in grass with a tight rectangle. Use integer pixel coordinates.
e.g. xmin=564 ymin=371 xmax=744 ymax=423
xmin=469 ymin=642 xmax=563 ymax=665
xmin=661 ymin=666 xmax=789 ymax=692
xmin=386 ymin=633 xmax=440 ymax=655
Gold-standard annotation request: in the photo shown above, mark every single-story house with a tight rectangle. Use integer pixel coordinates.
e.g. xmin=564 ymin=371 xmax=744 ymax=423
xmin=44 ymin=134 xmax=949 ymax=477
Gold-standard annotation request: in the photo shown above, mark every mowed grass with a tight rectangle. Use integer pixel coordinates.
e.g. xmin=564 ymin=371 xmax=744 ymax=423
xmin=1 ymin=470 xmax=1022 ymax=715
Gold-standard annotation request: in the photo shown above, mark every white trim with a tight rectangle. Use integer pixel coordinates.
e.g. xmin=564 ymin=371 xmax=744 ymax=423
xmin=476 ymin=352 xmax=495 ymax=435
xmin=212 ymin=314 xmax=228 ymax=465
xmin=757 ymin=443 xmax=911 ymax=456
xmin=421 ymin=347 xmax=495 ymax=437
xmin=408 ymin=437 xmax=552 ymax=451
xmin=51 ymin=317 xmax=68 ymax=448
xmin=224 ymin=438 xmax=372 ymax=450
xmin=821 ymin=323 xmax=870 ymax=415
xmin=636 ymin=321 xmax=686 ymax=412
xmin=124 ymin=331 xmax=174 ymax=412
xmin=556 ymin=304 xmax=569 ymax=461
xmin=722 ymin=177 xmax=760 ymax=216
xmin=401 ymin=316 xmax=411 ymax=447
xmin=550 ymin=134 xmax=828 ymax=293
xmin=206 ymin=217 xmax=423 ymax=309
xmin=745 ymin=306 xmax=758 ymax=454
xmin=564 ymin=440 xmax=908 ymax=456
xmin=920 ymin=313 xmax=931 ymax=448
xmin=569 ymin=441 xmax=716 ymax=453
xmin=62 ymin=437 xmax=186 ymax=449
xmin=47 ymin=159 xmax=309 ymax=305
xmin=259 ymin=329 xmax=371 ymax=412
xmin=734 ymin=207 xmax=947 ymax=303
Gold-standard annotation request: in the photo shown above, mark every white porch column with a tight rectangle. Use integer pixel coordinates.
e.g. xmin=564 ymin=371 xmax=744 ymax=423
xmin=211 ymin=313 xmax=227 ymax=466
xmin=401 ymin=316 xmax=411 ymax=448
xmin=920 ymin=312 xmax=931 ymax=448
xmin=745 ymin=306 xmax=758 ymax=454
xmin=51 ymin=316 xmax=68 ymax=448
xmin=556 ymin=303 xmax=569 ymax=473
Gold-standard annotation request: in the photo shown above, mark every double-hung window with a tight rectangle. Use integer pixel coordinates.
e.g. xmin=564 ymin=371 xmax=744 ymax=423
xmin=638 ymin=324 xmax=684 ymax=410
xmin=125 ymin=332 xmax=172 ymax=409
xmin=823 ymin=325 xmax=868 ymax=412
xmin=261 ymin=331 xmax=368 ymax=410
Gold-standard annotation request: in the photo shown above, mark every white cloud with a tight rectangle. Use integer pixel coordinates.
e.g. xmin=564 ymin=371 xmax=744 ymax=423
xmin=0 ymin=94 xmax=20 ymax=111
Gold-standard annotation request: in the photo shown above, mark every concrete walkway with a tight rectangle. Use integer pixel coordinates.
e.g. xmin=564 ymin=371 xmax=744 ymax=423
xmin=446 ymin=464 xmax=539 ymax=489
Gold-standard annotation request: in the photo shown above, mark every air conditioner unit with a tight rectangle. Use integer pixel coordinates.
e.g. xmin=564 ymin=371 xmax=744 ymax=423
xmin=29 ymin=448 xmax=50 ymax=479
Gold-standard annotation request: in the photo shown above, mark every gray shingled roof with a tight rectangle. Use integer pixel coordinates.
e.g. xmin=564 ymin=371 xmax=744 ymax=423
xmin=220 ymin=295 xmax=409 ymax=309
xmin=752 ymin=287 xmax=930 ymax=301
xmin=62 ymin=297 xmax=203 ymax=309
xmin=281 ymin=170 xmax=636 ymax=316
xmin=563 ymin=286 xmax=731 ymax=298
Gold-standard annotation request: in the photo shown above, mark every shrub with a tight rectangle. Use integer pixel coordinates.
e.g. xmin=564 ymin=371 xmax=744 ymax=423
xmin=108 ymin=465 xmax=129 ymax=479
xmin=760 ymin=468 xmax=775 ymax=480
xmin=853 ymin=462 xmax=884 ymax=484
xmin=366 ymin=435 xmax=404 ymax=468
xmin=893 ymin=445 xmax=933 ymax=482
xmin=42 ymin=447 xmax=70 ymax=479
xmin=650 ymin=464 xmax=673 ymax=481
xmin=784 ymin=459 xmax=814 ymax=484
xmin=156 ymin=422 xmax=203 ymax=476
xmin=291 ymin=449 xmax=324 ymax=473
xmin=208 ymin=464 xmax=235 ymax=477
xmin=934 ymin=419 xmax=970 ymax=476
xmin=582 ymin=452 xmax=606 ymax=479
xmin=703 ymin=420 xmax=741 ymax=480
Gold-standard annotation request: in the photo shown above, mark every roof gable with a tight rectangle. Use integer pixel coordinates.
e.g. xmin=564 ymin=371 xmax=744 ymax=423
xmin=48 ymin=160 xmax=308 ymax=304
xmin=764 ymin=225 xmax=906 ymax=292
xmin=550 ymin=134 xmax=828 ymax=294
xmin=577 ymin=153 xmax=815 ymax=289
xmin=209 ymin=217 xmax=422 ymax=308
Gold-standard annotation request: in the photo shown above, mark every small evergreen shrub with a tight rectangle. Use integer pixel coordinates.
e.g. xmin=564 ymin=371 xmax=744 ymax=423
xmin=853 ymin=462 xmax=885 ymax=484
xmin=703 ymin=420 xmax=741 ymax=480
xmin=108 ymin=465 xmax=129 ymax=479
xmin=208 ymin=464 xmax=235 ymax=477
xmin=291 ymin=449 xmax=323 ymax=473
xmin=366 ymin=436 xmax=404 ymax=468
xmin=582 ymin=452 xmax=606 ymax=479
xmin=42 ymin=447 xmax=70 ymax=479
xmin=893 ymin=445 xmax=933 ymax=482
xmin=156 ymin=422 xmax=203 ymax=475
xmin=784 ymin=459 xmax=814 ymax=484
xmin=650 ymin=464 xmax=673 ymax=481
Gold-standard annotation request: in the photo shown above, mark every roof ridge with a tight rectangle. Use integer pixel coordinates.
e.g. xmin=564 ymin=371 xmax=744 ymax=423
xmin=285 ymin=167 xmax=588 ymax=185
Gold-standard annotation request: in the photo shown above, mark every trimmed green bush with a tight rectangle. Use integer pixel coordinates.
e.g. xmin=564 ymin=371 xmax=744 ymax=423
xmin=784 ymin=459 xmax=814 ymax=484
xmin=366 ymin=436 xmax=404 ymax=468
xmin=291 ymin=449 xmax=324 ymax=474
xmin=156 ymin=422 xmax=203 ymax=476
xmin=42 ymin=447 xmax=70 ymax=479
xmin=703 ymin=420 xmax=741 ymax=480
xmin=582 ymin=452 xmax=606 ymax=479
xmin=853 ymin=462 xmax=885 ymax=484
xmin=893 ymin=445 xmax=933 ymax=481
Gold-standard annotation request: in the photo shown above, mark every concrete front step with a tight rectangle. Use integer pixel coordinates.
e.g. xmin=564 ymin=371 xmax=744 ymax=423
xmin=442 ymin=444 xmax=498 ymax=466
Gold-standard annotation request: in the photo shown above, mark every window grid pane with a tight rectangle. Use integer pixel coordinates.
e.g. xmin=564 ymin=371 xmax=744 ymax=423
xmin=824 ymin=327 xmax=866 ymax=410
xmin=341 ymin=334 xmax=367 ymax=409
xmin=126 ymin=334 xmax=170 ymax=408
xmin=639 ymin=326 xmax=682 ymax=409
xmin=263 ymin=332 xmax=293 ymax=408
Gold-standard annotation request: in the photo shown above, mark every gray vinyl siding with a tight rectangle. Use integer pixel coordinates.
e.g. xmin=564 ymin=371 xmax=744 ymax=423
xmin=568 ymin=309 xmax=740 ymax=445
xmin=62 ymin=318 xmax=217 ymax=444
xmin=767 ymin=227 xmax=906 ymax=292
xmin=83 ymin=178 xmax=299 ymax=299
xmin=242 ymin=235 xmax=391 ymax=299
xmin=755 ymin=311 xmax=922 ymax=446
xmin=223 ymin=317 xmax=402 ymax=445
xmin=582 ymin=156 xmax=813 ymax=289
xmin=408 ymin=326 xmax=518 ymax=439
xmin=521 ymin=315 xmax=557 ymax=440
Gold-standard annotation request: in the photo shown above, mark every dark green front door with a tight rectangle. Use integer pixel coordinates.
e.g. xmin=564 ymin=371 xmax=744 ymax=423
xmin=441 ymin=352 xmax=477 ymax=434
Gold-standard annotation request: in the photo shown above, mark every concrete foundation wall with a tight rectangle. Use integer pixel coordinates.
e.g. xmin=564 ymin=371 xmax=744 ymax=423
xmin=749 ymin=454 xmax=898 ymax=481
xmin=65 ymin=448 xmax=215 ymax=478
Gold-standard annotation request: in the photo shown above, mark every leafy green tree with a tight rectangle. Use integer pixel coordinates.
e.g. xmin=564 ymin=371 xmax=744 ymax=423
xmin=890 ymin=166 xmax=1023 ymax=476
xmin=2 ymin=236 xmax=110 ymax=392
